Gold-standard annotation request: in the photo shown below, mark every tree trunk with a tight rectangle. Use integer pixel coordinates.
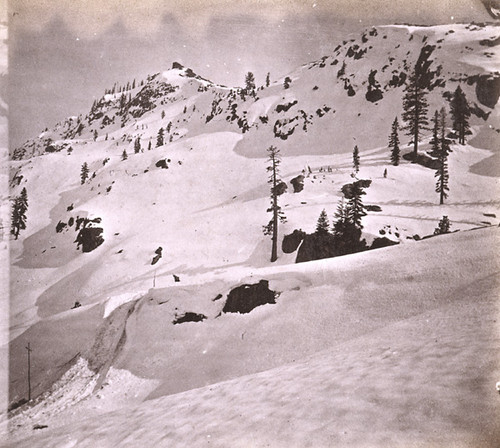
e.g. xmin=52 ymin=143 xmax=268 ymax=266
xmin=271 ymin=157 xmax=278 ymax=263
xmin=413 ymin=84 xmax=419 ymax=156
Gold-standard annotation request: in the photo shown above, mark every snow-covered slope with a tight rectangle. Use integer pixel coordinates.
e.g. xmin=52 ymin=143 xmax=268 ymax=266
xmin=5 ymin=22 xmax=500 ymax=446
xmin=4 ymin=226 xmax=500 ymax=447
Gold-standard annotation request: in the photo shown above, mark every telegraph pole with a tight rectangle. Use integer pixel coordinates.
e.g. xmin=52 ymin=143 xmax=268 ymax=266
xmin=26 ymin=342 xmax=32 ymax=401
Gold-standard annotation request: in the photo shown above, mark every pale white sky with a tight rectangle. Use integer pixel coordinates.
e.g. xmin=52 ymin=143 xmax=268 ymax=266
xmin=8 ymin=0 xmax=492 ymax=147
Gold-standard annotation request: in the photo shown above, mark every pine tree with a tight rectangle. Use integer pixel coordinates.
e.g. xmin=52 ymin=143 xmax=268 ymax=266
xmin=265 ymin=72 xmax=270 ymax=88
xmin=316 ymin=209 xmax=330 ymax=234
xmin=332 ymin=198 xmax=349 ymax=239
xmin=147 ymin=140 xmax=152 ymax=151
xmin=93 ymin=129 xmax=98 ymax=141
xmin=402 ymin=64 xmax=429 ymax=156
xmin=11 ymin=188 xmax=28 ymax=239
xmin=245 ymin=72 xmax=256 ymax=96
xmin=352 ymin=145 xmax=360 ymax=174
xmin=348 ymin=183 xmax=366 ymax=230
xmin=80 ymin=162 xmax=89 ymax=184
xmin=134 ymin=136 xmax=141 ymax=154
xmin=283 ymin=77 xmax=291 ymax=89
xmin=166 ymin=121 xmax=172 ymax=133
xmin=263 ymin=145 xmax=286 ymax=262
xmin=121 ymin=149 xmax=128 ymax=160
xmin=429 ymin=110 xmax=440 ymax=157
xmin=161 ymin=110 xmax=166 ymax=119
xmin=435 ymin=108 xmax=452 ymax=205
xmin=331 ymin=195 xmax=366 ymax=256
xmin=450 ymin=85 xmax=471 ymax=145
xmin=434 ymin=215 xmax=451 ymax=235
xmin=388 ymin=117 xmax=400 ymax=166
xmin=156 ymin=127 xmax=164 ymax=147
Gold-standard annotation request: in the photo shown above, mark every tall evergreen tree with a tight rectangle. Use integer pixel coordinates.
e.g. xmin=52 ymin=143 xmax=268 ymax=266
xmin=450 ymin=85 xmax=471 ymax=145
xmin=11 ymin=188 xmax=28 ymax=239
xmin=245 ymin=72 xmax=256 ymax=96
xmin=429 ymin=110 xmax=440 ymax=157
xmin=332 ymin=198 xmax=349 ymax=240
xmin=156 ymin=128 xmax=164 ymax=147
xmin=121 ymin=149 xmax=128 ymax=160
xmin=134 ymin=137 xmax=141 ymax=154
xmin=80 ymin=162 xmax=89 ymax=184
xmin=352 ymin=145 xmax=360 ymax=174
xmin=347 ymin=182 xmax=367 ymax=229
xmin=434 ymin=108 xmax=452 ymax=205
xmin=402 ymin=64 xmax=429 ymax=156
xmin=147 ymin=140 xmax=152 ymax=151
xmin=316 ymin=209 xmax=330 ymax=234
xmin=263 ymin=145 xmax=286 ymax=262
xmin=93 ymin=129 xmax=98 ymax=141
xmin=332 ymin=195 xmax=366 ymax=256
xmin=265 ymin=72 xmax=270 ymax=87
xmin=283 ymin=77 xmax=291 ymax=89
xmin=388 ymin=117 xmax=400 ymax=166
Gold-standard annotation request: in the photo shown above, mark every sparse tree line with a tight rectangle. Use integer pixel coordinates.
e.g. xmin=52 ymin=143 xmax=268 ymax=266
xmin=388 ymin=65 xmax=471 ymax=205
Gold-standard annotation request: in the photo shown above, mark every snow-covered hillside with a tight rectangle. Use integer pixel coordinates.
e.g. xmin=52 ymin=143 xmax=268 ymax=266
xmin=4 ymin=22 xmax=500 ymax=447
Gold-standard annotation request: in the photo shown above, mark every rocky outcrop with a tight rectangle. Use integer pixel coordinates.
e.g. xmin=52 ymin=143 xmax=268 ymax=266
xmin=282 ymin=229 xmax=306 ymax=253
xmin=272 ymin=181 xmax=288 ymax=196
xmin=402 ymin=152 xmax=440 ymax=170
xmin=290 ymin=175 xmax=305 ymax=193
xmin=296 ymin=232 xmax=338 ymax=263
xmin=223 ymin=280 xmax=276 ymax=314
xmin=75 ymin=227 xmax=104 ymax=253
xmin=475 ymin=75 xmax=500 ymax=109
xmin=172 ymin=312 xmax=207 ymax=325
xmin=341 ymin=179 xmax=372 ymax=198
xmin=370 ymin=237 xmax=399 ymax=250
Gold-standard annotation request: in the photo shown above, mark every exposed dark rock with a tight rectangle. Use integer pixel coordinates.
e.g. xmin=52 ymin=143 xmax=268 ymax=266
xmin=296 ymin=232 xmax=338 ymax=263
xmin=212 ymin=294 xmax=223 ymax=302
xmin=75 ymin=227 xmax=104 ymax=253
xmin=56 ymin=221 xmax=67 ymax=233
xmin=290 ymin=175 xmax=305 ymax=193
xmin=366 ymin=88 xmax=383 ymax=103
xmin=173 ymin=274 xmax=180 ymax=282
xmin=370 ymin=237 xmax=399 ymax=250
xmin=475 ymin=75 xmax=500 ymax=108
xmin=479 ymin=36 xmax=500 ymax=47
xmin=152 ymin=247 xmax=163 ymax=265
xmin=341 ymin=179 xmax=372 ymax=199
xmin=155 ymin=159 xmax=169 ymax=169
xmin=366 ymin=69 xmax=384 ymax=102
xmin=282 ymin=229 xmax=306 ymax=253
xmin=366 ymin=205 xmax=382 ymax=212
xmin=173 ymin=312 xmax=207 ymax=325
xmin=33 ymin=424 xmax=48 ymax=430
xmin=71 ymin=301 xmax=82 ymax=309
xmin=275 ymin=100 xmax=298 ymax=113
xmin=402 ymin=152 xmax=440 ymax=170
xmin=272 ymin=181 xmax=288 ymax=196
xmin=223 ymin=280 xmax=276 ymax=314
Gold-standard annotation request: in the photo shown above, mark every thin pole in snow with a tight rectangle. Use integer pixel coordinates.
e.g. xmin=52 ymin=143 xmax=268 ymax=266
xmin=25 ymin=342 xmax=32 ymax=401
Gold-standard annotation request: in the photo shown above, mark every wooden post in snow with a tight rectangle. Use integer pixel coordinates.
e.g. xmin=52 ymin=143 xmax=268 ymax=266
xmin=25 ymin=342 xmax=32 ymax=401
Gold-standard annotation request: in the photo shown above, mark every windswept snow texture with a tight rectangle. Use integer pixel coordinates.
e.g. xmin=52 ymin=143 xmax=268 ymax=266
xmin=5 ymin=22 xmax=500 ymax=447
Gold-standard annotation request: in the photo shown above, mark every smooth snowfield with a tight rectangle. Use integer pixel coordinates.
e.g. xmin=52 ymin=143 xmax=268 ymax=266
xmin=4 ymin=227 xmax=500 ymax=447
